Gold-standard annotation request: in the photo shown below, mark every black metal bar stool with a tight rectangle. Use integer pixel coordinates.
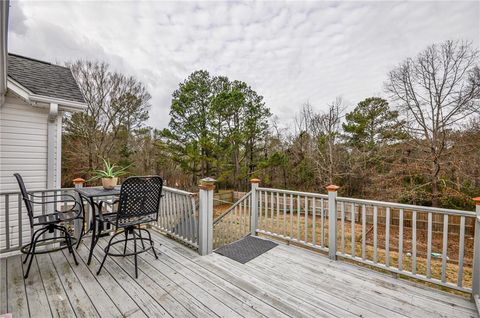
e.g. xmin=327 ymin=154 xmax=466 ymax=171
xmin=96 ymin=176 xmax=163 ymax=278
xmin=14 ymin=173 xmax=83 ymax=278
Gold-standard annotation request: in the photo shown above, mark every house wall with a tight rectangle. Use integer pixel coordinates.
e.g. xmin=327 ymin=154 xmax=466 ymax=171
xmin=0 ymin=93 xmax=62 ymax=251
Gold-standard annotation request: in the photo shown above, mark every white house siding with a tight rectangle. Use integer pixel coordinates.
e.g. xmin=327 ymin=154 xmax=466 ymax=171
xmin=0 ymin=94 xmax=61 ymax=251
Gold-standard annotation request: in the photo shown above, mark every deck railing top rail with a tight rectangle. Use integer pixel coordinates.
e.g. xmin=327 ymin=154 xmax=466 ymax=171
xmin=257 ymin=186 xmax=329 ymax=199
xmin=336 ymin=196 xmax=475 ymax=217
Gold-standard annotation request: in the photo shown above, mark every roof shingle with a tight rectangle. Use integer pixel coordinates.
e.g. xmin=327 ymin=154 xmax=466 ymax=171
xmin=7 ymin=53 xmax=85 ymax=104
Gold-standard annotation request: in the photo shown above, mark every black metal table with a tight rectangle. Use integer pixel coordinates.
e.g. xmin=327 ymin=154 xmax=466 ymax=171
xmin=75 ymin=186 xmax=121 ymax=265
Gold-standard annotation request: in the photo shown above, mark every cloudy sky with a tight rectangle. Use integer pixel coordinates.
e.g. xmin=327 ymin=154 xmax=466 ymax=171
xmin=7 ymin=1 xmax=480 ymax=129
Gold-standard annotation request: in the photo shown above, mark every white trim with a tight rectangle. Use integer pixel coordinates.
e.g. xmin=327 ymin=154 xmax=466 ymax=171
xmin=0 ymin=0 xmax=8 ymax=97
xmin=56 ymin=111 xmax=62 ymax=188
xmin=6 ymin=77 xmax=87 ymax=112
xmin=47 ymin=103 xmax=58 ymax=189
xmin=6 ymin=77 xmax=31 ymax=101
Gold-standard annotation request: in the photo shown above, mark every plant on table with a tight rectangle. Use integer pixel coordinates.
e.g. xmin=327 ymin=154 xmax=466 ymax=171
xmin=90 ymin=158 xmax=131 ymax=189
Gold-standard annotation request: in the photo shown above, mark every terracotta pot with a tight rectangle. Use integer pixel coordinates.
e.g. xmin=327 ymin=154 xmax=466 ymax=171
xmin=102 ymin=177 xmax=118 ymax=190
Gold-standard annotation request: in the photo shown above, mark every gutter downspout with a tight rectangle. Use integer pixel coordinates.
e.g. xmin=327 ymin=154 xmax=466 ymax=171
xmin=47 ymin=103 xmax=59 ymax=189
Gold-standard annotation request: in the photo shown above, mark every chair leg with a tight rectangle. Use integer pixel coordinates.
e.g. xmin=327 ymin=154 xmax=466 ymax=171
xmin=23 ymin=228 xmax=43 ymax=264
xmin=76 ymin=218 xmax=85 ymax=250
xmin=57 ymin=226 xmax=78 ymax=266
xmin=24 ymin=227 xmax=49 ymax=279
xmin=97 ymin=230 xmax=122 ymax=275
xmin=137 ymin=229 xmax=146 ymax=250
xmin=144 ymin=229 xmax=159 ymax=259
xmin=132 ymin=229 xmax=138 ymax=278
xmin=123 ymin=230 xmax=129 ymax=255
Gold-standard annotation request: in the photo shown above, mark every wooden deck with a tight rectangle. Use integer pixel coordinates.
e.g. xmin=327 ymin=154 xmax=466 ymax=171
xmin=1 ymin=230 xmax=478 ymax=318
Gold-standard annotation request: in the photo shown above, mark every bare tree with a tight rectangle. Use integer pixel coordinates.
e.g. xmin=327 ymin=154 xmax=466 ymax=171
xmin=64 ymin=60 xmax=151 ymax=173
xmin=386 ymin=40 xmax=480 ymax=206
xmin=309 ymin=97 xmax=346 ymax=185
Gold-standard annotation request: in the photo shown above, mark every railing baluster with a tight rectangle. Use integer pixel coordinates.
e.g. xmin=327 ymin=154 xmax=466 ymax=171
xmin=362 ymin=204 xmax=366 ymax=260
xmin=427 ymin=212 xmax=432 ymax=278
xmin=192 ymin=195 xmax=198 ymax=244
xmin=258 ymin=190 xmax=263 ymax=232
xmin=373 ymin=206 xmax=378 ymax=263
xmin=5 ymin=194 xmax=10 ymax=250
xmin=243 ymin=197 xmax=247 ymax=236
xmin=289 ymin=194 xmax=293 ymax=239
xmin=170 ymin=193 xmax=176 ymax=234
xmin=165 ymin=192 xmax=171 ymax=230
xmin=340 ymin=202 xmax=345 ymax=254
xmin=313 ymin=198 xmax=317 ymax=246
xmin=457 ymin=216 xmax=465 ymax=287
xmin=271 ymin=192 xmax=275 ymax=234
xmin=265 ymin=191 xmax=268 ymax=232
xmin=179 ymin=195 xmax=185 ymax=238
xmin=18 ymin=194 xmax=22 ymax=248
xmin=385 ymin=207 xmax=390 ymax=267
xmin=399 ymin=209 xmax=404 ymax=271
xmin=296 ymin=195 xmax=301 ymax=241
xmin=412 ymin=210 xmax=417 ymax=275
xmin=242 ymin=200 xmax=246 ymax=238
xmin=283 ymin=193 xmax=287 ymax=237
xmin=276 ymin=193 xmax=280 ymax=235
xmin=441 ymin=214 xmax=448 ymax=283
xmin=184 ymin=196 xmax=191 ymax=241
xmin=351 ymin=203 xmax=355 ymax=257
xmin=321 ymin=198 xmax=325 ymax=247
xmin=304 ymin=196 xmax=308 ymax=243
xmin=234 ymin=205 xmax=238 ymax=240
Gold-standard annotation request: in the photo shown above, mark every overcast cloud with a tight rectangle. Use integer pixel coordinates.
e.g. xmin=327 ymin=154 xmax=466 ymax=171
xmin=7 ymin=1 xmax=480 ymax=129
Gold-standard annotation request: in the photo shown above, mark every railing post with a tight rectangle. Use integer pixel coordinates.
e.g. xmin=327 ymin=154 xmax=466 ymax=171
xmin=198 ymin=178 xmax=215 ymax=256
xmin=250 ymin=179 xmax=260 ymax=236
xmin=472 ymin=197 xmax=480 ymax=298
xmin=327 ymin=185 xmax=339 ymax=260
xmin=73 ymin=178 xmax=85 ymax=242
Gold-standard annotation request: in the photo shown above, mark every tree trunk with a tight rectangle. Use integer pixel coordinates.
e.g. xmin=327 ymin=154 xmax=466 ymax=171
xmin=431 ymin=158 xmax=441 ymax=207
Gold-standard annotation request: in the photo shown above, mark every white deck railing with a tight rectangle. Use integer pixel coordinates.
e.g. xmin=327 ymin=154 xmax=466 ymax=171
xmin=334 ymin=196 xmax=476 ymax=293
xmin=0 ymin=185 xmax=199 ymax=254
xmin=225 ymin=181 xmax=480 ymax=298
xmin=154 ymin=186 xmax=198 ymax=248
xmin=0 ymin=187 xmax=80 ymax=253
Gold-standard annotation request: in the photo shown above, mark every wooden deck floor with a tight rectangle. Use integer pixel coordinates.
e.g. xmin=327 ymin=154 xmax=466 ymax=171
xmin=1 ymin=230 xmax=478 ymax=318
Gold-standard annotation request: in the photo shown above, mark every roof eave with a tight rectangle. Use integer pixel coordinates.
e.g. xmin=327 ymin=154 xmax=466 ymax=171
xmin=7 ymin=77 xmax=87 ymax=112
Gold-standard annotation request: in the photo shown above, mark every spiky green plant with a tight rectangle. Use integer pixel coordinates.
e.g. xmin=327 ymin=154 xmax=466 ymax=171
xmin=89 ymin=158 xmax=131 ymax=181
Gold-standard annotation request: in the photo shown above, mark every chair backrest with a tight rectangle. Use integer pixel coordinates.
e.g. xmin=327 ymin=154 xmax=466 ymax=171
xmin=116 ymin=176 xmax=163 ymax=225
xmin=13 ymin=173 xmax=34 ymax=225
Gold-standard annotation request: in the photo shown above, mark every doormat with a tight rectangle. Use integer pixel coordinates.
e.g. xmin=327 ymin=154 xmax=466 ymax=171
xmin=215 ymin=236 xmax=278 ymax=264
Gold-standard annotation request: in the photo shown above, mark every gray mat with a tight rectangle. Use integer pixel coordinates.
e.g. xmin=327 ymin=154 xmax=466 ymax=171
xmin=215 ymin=236 xmax=278 ymax=264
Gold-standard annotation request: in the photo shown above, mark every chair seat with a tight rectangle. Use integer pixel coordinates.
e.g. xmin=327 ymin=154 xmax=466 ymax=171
xmin=97 ymin=212 xmax=156 ymax=228
xmin=33 ymin=211 xmax=80 ymax=226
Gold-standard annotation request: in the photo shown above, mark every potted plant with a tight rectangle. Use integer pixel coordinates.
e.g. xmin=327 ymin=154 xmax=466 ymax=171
xmin=90 ymin=158 xmax=130 ymax=189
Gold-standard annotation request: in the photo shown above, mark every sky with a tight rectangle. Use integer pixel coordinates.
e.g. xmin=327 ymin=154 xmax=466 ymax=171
xmin=7 ymin=1 xmax=480 ymax=129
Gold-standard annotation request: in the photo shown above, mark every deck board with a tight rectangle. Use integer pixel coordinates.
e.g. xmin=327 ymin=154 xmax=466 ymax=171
xmin=1 ymin=230 xmax=477 ymax=318
xmin=24 ymin=256 xmax=52 ymax=318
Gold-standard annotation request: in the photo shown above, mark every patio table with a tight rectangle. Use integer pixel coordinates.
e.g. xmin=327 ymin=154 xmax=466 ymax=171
xmin=75 ymin=186 xmax=121 ymax=265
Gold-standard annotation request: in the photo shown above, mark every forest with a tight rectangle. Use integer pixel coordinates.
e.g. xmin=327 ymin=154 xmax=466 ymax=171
xmin=62 ymin=40 xmax=480 ymax=210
